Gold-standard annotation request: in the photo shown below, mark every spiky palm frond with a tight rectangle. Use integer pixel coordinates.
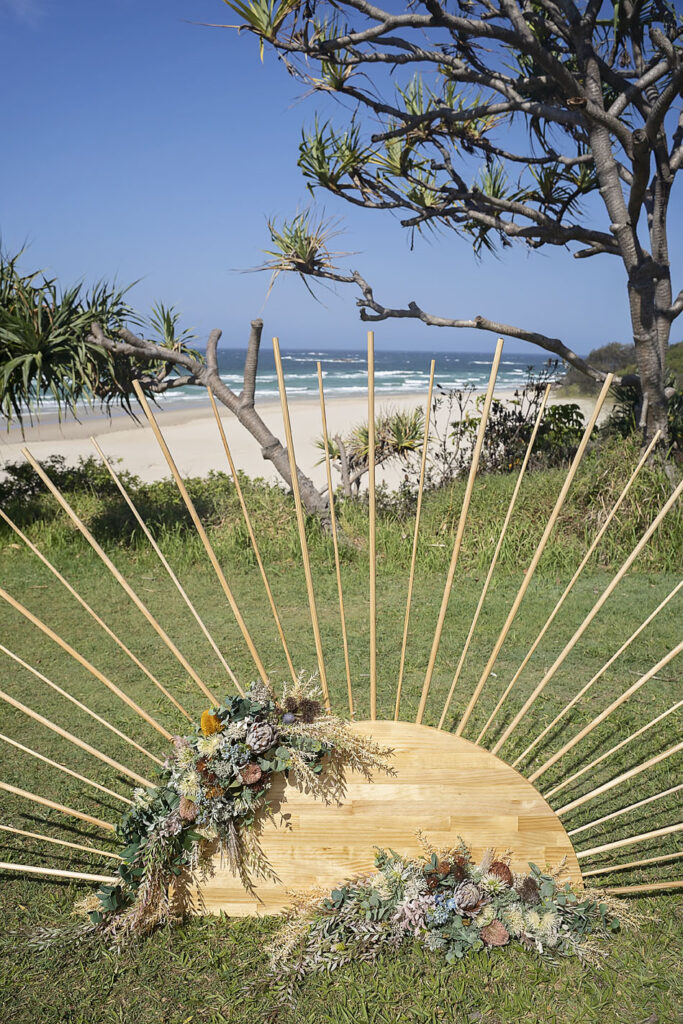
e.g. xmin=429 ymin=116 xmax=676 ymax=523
xmin=0 ymin=252 xmax=136 ymax=425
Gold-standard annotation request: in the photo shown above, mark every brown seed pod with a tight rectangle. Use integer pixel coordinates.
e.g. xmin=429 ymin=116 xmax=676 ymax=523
xmin=178 ymin=797 xmax=197 ymax=822
xmin=481 ymin=919 xmax=510 ymax=947
xmin=516 ymin=876 xmax=541 ymax=905
xmin=489 ymin=861 xmax=514 ymax=886
xmin=240 ymin=763 xmax=263 ymax=786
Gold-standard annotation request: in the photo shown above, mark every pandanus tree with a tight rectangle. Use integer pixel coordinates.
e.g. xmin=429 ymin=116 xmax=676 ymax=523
xmin=220 ymin=0 xmax=683 ymax=446
xmin=0 ymin=254 xmax=328 ymax=513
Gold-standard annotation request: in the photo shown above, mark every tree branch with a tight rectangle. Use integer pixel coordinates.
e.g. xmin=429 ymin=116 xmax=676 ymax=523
xmin=88 ymin=322 xmax=329 ymax=515
xmin=240 ymin=319 xmax=263 ymax=410
xmin=311 ymin=268 xmax=618 ymax=385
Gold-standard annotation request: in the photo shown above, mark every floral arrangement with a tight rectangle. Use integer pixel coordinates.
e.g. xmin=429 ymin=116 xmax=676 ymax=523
xmin=85 ymin=675 xmax=393 ymax=940
xmin=268 ymin=837 xmax=629 ymax=980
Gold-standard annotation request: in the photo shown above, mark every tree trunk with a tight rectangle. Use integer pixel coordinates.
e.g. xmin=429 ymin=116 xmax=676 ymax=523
xmin=202 ymin=368 xmax=329 ymax=517
xmin=627 ymin=278 xmax=670 ymax=443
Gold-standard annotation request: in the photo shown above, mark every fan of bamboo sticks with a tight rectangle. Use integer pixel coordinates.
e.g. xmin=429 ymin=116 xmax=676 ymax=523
xmin=0 ymin=333 xmax=680 ymax=914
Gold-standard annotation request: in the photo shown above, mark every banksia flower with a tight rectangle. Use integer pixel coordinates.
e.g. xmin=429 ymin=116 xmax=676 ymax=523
xmin=481 ymin=919 xmax=510 ymax=947
xmin=200 ymin=710 xmax=223 ymax=736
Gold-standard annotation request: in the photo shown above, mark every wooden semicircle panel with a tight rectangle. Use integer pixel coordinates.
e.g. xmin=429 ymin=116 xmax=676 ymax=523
xmin=195 ymin=720 xmax=582 ymax=916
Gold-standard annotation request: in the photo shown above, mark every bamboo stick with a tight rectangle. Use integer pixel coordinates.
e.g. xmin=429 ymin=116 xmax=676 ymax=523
xmin=543 ymin=699 xmax=683 ymax=800
xmin=0 ymin=687 xmax=155 ymax=788
xmin=576 ymin=821 xmax=683 ymax=859
xmin=416 ymin=339 xmax=504 ymax=726
xmin=513 ymin=578 xmax=683 ymax=768
xmin=531 ymin=641 xmax=683 ymax=783
xmin=368 ymin=332 xmax=377 ymax=720
xmin=272 ymin=337 xmax=330 ymax=711
xmin=557 ymin=740 xmax=683 ymax=817
xmin=0 ymin=585 xmax=172 ymax=742
xmin=21 ymin=445 xmax=219 ymax=706
xmin=438 ymin=383 xmax=551 ymax=731
xmin=583 ymin=851 xmax=683 ymax=877
xmin=568 ymin=784 xmax=683 ymax=836
xmin=490 ymin=478 xmax=683 ymax=755
xmin=0 ymin=861 xmax=118 ymax=884
xmin=133 ymin=380 xmax=265 ymax=693
xmin=90 ymin=436 xmax=240 ymax=693
xmin=603 ymin=880 xmax=683 ymax=895
xmin=0 ymin=733 xmax=134 ymax=805
xmin=395 ymin=360 xmax=435 ymax=722
xmin=0 ymin=644 xmax=163 ymax=766
xmin=499 ymin=430 xmax=662 ymax=762
xmin=464 ymin=375 xmax=614 ymax=743
xmin=0 ymin=824 xmax=123 ymax=860
xmin=0 ymin=507 xmax=191 ymax=722
xmin=317 ymin=364 xmax=353 ymax=718
xmin=207 ymin=388 xmax=296 ymax=685
xmin=0 ymin=782 xmax=115 ymax=832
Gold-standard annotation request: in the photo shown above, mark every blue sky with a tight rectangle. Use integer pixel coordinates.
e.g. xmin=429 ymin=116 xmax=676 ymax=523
xmin=2 ymin=0 xmax=681 ymax=353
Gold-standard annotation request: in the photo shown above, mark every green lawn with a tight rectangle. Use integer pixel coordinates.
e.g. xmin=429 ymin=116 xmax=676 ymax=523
xmin=0 ymin=444 xmax=681 ymax=1023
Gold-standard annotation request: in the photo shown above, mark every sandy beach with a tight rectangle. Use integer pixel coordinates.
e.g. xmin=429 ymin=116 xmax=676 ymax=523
xmin=0 ymin=389 xmax=611 ymax=492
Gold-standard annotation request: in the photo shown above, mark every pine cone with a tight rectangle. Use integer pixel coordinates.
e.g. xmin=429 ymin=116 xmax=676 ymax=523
xmin=481 ymin=919 xmax=510 ymax=947
xmin=240 ymin=763 xmax=263 ymax=786
xmin=516 ymin=876 xmax=540 ymax=905
xmin=489 ymin=861 xmax=513 ymax=886
xmin=246 ymin=721 xmax=278 ymax=754
xmin=284 ymin=696 xmax=298 ymax=713
xmin=453 ymin=881 xmax=482 ymax=913
xmin=426 ymin=874 xmax=440 ymax=892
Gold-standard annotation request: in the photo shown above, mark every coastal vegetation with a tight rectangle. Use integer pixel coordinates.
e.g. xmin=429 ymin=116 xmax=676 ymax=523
xmin=0 ymin=434 xmax=681 ymax=1022
xmin=225 ymin=0 xmax=683 ymax=447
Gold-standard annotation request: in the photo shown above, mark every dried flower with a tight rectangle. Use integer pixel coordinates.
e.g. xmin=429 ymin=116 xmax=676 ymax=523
xmin=298 ymin=698 xmax=321 ymax=724
xmin=178 ymin=797 xmax=197 ymax=822
xmin=481 ymin=919 xmax=510 ymax=947
xmin=245 ymin=721 xmax=277 ymax=754
xmin=516 ymin=876 xmax=540 ymax=905
xmin=489 ymin=861 xmax=513 ymax=886
xmin=452 ymin=881 xmax=482 ymax=912
xmin=197 ymin=734 xmax=222 ymax=757
xmin=200 ymin=710 xmax=223 ymax=736
xmin=239 ymin=763 xmax=263 ymax=786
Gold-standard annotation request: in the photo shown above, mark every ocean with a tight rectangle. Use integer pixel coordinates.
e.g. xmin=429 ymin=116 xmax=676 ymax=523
xmin=176 ymin=347 xmax=560 ymax=404
xmin=28 ymin=348 xmax=562 ymax=414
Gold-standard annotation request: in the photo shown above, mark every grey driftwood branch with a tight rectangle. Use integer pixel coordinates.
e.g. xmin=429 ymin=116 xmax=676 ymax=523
xmin=89 ymin=320 xmax=329 ymax=516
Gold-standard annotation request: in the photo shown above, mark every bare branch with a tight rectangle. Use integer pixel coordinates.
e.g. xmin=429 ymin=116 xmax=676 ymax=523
xmin=664 ymin=289 xmax=683 ymax=322
xmin=240 ymin=319 xmax=263 ymax=410
xmin=309 ymin=267 xmax=617 ymax=385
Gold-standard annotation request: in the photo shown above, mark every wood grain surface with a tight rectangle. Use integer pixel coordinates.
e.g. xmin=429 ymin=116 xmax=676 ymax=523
xmin=194 ymin=720 xmax=582 ymax=916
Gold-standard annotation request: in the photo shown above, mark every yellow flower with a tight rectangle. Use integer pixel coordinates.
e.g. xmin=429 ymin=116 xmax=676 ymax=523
xmin=200 ymin=710 xmax=224 ymax=736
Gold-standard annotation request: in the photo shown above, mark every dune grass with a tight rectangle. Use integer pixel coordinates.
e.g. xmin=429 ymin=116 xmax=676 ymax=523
xmin=0 ymin=438 xmax=681 ymax=1023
